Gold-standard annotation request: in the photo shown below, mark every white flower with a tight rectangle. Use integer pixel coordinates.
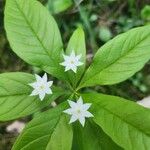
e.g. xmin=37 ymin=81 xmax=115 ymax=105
xmin=60 ymin=51 xmax=83 ymax=73
xmin=29 ymin=73 xmax=53 ymax=101
xmin=63 ymin=96 xmax=93 ymax=127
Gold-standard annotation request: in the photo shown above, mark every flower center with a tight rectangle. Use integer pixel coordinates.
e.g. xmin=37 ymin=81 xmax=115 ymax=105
xmin=76 ymin=109 xmax=81 ymax=114
xmin=70 ymin=60 xmax=74 ymax=64
xmin=39 ymin=85 xmax=45 ymax=90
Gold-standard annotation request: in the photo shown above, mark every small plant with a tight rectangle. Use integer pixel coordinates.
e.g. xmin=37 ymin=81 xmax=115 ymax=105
xmin=2 ymin=0 xmax=150 ymax=149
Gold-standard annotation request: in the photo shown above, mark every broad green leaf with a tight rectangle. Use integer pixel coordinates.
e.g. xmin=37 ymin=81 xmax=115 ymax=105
xmin=47 ymin=0 xmax=73 ymax=14
xmin=5 ymin=0 xmax=66 ymax=81
xmin=65 ymin=27 xmax=86 ymax=87
xmin=72 ymin=120 xmax=122 ymax=150
xmin=79 ymin=25 xmax=150 ymax=88
xmin=12 ymin=103 xmax=73 ymax=150
xmin=0 ymin=72 xmax=64 ymax=121
xmin=82 ymin=93 xmax=150 ymax=150
xmin=46 ymin=114 xmax=73 ymax=150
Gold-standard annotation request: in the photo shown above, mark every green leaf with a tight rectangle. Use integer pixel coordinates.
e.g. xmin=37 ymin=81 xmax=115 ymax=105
xmin=72 ymin=120 xmax=122 ymax=150
xmin=82 ymin=93 xmax=150 ymax=150
xmin=65 ymin=27 xmax=86 ymax=87
xmin=0 ymin=72 xmax=64 ymax=121
xmin=47 ymin=0 xmax=73 ymax=14
xmin=5 ymin=0 xmax=66 ymax=81
xmin=46 ymin=114 xmax=73 ymax=150
xmin=79 ymin=25 xmax=150 ymax=88
xmin=12 ymin=103 xmax=73 ymax=150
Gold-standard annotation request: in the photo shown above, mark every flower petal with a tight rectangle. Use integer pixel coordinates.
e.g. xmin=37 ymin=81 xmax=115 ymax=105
xmin=59 ymin=62 xmax=66 ymax=66
xmin=48 ymin=81 xmax=53 ymax=87
xmin=71 ymin=66 xmax=77 ymax=73
xmin=77 ymin=61 xmax=83 ymax=66
xmin=77 ymin=97 xmax=83 ymax=106
xmin=63 ymin=108 xmax=73 ymax=115
xmin=28 ymin=82 xmax=37 ymax=88
xmin=65 ymin=66 xmax=71 ymax=72
xmin=62 ymin=54 xmax=70 ymax=60
xmin=69 ymin=115 xmax=78 ymax=124
xmin=42 ymin=73 xmax=47 ymax=82
xmin=39 ymin=92 xmax=45 ymax=101
xmin=76 ymin=54 xmax=82 ymax=60
xmin=46 ymin=88 xmax=52 ymax=94
xmin=84 ymin=111 xmax=94 ymax=118
xmin=79 ymin=116 xmax=85 ymax=127
xmin=83 ymin=103 xmax=92 ymax=110
xmin=70 ymin=51 xmax=75 ymax=58
xmin=68 ymin=100 xmax=77 ymax=108
xmin=30 ymin=89 xmax=38 ymax=96
xmin=35 ymin=74 xmax=42 ymax=82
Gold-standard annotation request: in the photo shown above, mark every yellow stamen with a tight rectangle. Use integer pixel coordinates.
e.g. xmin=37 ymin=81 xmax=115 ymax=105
xmin=77 ymin=109 xmax=81 ymax=114
xmin=40 ymin=85 xmax=45 ymax=90
xmin=70 ymin=60 xmax=74 ymax=64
